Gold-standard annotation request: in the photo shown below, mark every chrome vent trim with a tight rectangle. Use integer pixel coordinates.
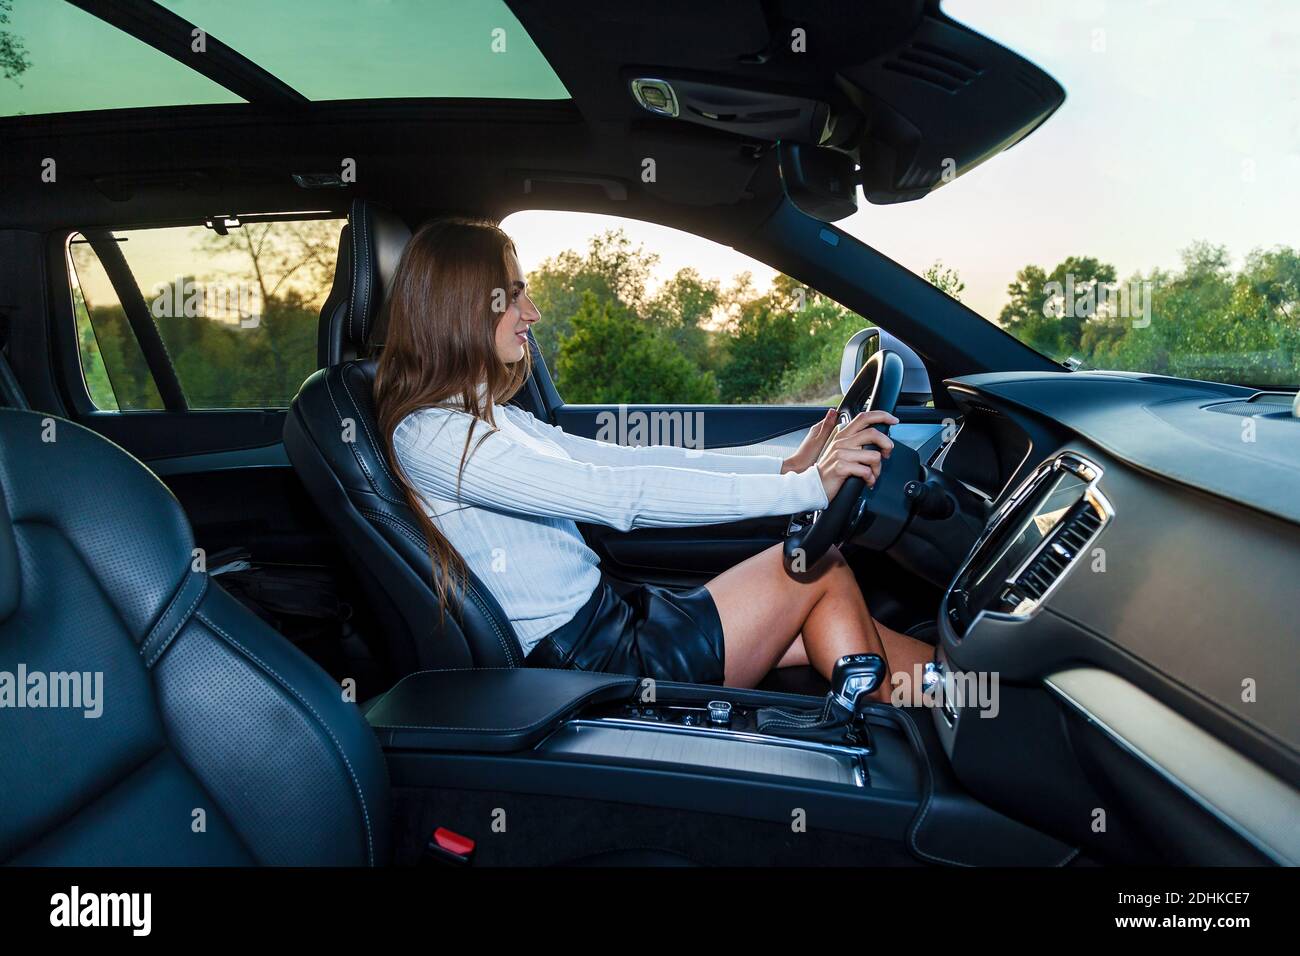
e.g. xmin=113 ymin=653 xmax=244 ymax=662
xmin=943 ymin=452 xmax=1113 ymax=634
xmin=999 ymin=454 xmax=1113 ymax=618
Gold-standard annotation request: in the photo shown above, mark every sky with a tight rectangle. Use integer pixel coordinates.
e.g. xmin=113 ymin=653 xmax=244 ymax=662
xmin=513 ymin=0 xmax=1300 ymax=322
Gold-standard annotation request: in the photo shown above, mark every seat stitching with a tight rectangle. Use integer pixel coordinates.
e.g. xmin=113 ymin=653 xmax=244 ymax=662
xmin=376 ymin=665 xmax=632 ymax=696
xmin=338 ymin=370 xmax=405 ymax=492
xmin=891 ymin=706 xmax=968 ymax=868
xmin=465 ymin=581 xmax=521 ymax=665
xmin=322 ymin=371 xmax=403 ymax=508
xmin=139 ymin=569 xmax=199 ymax=660
xmin=143 ymin=574 xmax=208 ymax=669
xmin=755 ymin=717 xmax=825 ymax=730
xmin=356 ymin=205 xmax=371 ymax=346
xmin=347 ymin=211 xmax=359 ymax=350
xmin=194 ymin=609 xmax=375 ymax=866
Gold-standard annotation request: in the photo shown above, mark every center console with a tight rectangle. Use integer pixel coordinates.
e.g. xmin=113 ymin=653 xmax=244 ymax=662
xmin=364 ymin=667 xmax=925 ymax=861
xmin=365 ymin=663 xmax=893 ymax=788
xmin=365 ymin=659 xmax=1077 ymax=866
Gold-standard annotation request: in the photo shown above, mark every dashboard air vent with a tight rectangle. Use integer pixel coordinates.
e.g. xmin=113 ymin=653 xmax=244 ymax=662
xmin=943 ymin=452 xmax=1113 ymax=638
xmin=1013 ymin=500 xmax=1104 ymax=602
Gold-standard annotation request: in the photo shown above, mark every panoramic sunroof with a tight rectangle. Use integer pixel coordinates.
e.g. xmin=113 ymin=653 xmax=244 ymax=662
xmin=0 ymin=0 xmax=568 ymax=120
xmin=156 ymin=0 xmax=569 ymax=101
xmin=0 ymin=1 xmax=245 ymax=117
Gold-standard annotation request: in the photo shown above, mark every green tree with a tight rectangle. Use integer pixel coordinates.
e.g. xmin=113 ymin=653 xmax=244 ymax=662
xmin=717 ymin=291 xmax=802 ymax=403
xmin=556 ymin=292 xmax=717 ymax=404
xmin=528 ymin=229 xmax=657 ymax=368
xmin=923 ymin=260 xmax=966 ymax=301
xmin=645 ymin=267 xmax=721 ymax=370
xmin=1004 ymin=243 xmax=1300 ymax=387
xmin=999 ymin=256 xmax=1117 ymax=361
xmin=0 ymin=0 xmax=31 ymax=85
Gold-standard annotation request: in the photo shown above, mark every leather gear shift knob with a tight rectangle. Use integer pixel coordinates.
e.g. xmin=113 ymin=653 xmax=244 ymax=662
xmin=831 ymin=653 xmax=886 ymax=710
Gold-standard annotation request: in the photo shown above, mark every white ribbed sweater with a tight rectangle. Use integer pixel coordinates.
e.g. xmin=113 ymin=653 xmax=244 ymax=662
xmin=392 ymin=403 xmax=828 ymax=653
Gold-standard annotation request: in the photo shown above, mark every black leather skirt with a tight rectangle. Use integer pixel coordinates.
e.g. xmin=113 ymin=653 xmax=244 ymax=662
xmin=525 ymin=578 xmax=726 ymax=685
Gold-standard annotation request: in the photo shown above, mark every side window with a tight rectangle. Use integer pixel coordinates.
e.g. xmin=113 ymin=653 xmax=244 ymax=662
xmin=65 ymin=217 xmax=344 ymax=411
xmin=501 ymin=211 xmax=872 ymax=405
xmin=68 ymin=239 xmax=163 ymax=411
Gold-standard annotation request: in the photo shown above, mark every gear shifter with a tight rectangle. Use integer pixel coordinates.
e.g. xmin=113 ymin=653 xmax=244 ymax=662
xmin=754 ymin=653 xmax=885 ymax=747
xmin=831 ymin=653 xmax=887 ymax=711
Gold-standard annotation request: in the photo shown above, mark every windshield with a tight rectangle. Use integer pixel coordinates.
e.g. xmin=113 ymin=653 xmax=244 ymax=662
xmin=838 ymin=0 xmax=1300 ymax=389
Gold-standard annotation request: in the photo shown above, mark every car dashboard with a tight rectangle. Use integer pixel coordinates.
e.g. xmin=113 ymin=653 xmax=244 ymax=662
xmin=908 ymin=370 xmax=1300 ymax=865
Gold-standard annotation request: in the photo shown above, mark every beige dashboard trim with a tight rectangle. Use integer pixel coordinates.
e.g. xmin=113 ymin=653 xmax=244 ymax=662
xmin=1044 ymin=667 xmax=1300 ymax=865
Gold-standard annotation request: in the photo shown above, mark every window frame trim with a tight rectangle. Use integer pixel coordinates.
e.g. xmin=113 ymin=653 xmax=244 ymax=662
xmin=53 ymin=212 xmax=350 ymax=417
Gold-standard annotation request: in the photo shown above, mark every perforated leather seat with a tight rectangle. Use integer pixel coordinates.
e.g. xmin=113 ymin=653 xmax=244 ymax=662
xmin=0 ymin=408 xmax=389 ymax=865
xmin=284 ymin=200 xmax=525 ymax=676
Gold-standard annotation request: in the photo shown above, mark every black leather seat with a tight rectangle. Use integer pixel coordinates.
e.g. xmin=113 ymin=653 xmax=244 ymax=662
xmin=0 ymin=408 xmax=389 ymax=865
xmin=284 ymin=200 xmax=524 ymax=677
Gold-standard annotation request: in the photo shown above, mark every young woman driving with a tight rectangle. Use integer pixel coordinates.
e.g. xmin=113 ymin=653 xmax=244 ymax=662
xmin=375 ymin=218 xmax=933 ymax=697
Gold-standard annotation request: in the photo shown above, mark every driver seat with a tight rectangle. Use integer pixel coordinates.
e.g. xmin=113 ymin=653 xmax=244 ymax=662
xmin=283 ymin=201 xmax=525 ymax=677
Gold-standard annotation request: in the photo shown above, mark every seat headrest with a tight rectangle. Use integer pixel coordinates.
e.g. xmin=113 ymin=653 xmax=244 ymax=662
xmin=317 ymin=199 xmax=413 ymax=367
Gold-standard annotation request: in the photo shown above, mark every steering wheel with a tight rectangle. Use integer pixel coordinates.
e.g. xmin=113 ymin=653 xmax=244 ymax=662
xmin=783 ymin=349 xmax=906 ymax=574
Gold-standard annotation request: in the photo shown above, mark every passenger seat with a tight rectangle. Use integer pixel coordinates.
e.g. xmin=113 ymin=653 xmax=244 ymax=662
xmin=0 ymin=408 xmax=389 ymax=865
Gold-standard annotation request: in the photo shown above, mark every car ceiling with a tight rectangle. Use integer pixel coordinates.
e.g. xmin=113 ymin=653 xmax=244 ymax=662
xmin=0 ymin=0 xmax=930 ymax=237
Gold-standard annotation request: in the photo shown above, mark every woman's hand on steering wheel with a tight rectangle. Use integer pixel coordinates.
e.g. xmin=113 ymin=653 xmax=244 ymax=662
xmin=782 ymin=408 xmax=837 ymax=474
xmin=816 ymin=410 xmax=898 ymax=501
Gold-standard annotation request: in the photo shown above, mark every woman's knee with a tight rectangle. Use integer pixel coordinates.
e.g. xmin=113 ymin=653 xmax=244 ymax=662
xmin=818 ymin=544 xmax=854 ymax=581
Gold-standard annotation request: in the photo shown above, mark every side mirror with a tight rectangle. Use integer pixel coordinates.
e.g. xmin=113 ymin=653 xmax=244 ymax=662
xmin=840 ymin=328 xmax=931 ymax=405
xmin=777 ymin=142 xmax=859 ymax=223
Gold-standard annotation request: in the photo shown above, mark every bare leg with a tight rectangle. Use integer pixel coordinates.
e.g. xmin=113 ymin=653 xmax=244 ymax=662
xmin=704 ymin=542 xmax=932 ymax=692
xmin=778 ymin=625 xmax=935 ymax=690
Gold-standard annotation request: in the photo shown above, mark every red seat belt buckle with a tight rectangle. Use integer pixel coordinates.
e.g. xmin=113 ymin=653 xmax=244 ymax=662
xmin=423 ymin=827 xmax=476 ymax=866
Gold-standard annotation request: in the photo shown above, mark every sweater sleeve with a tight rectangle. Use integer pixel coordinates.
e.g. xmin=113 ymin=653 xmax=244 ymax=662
xmin=502 ymin=405 xmax=787 ymax=475
xmin=393 ymin=409 xmax=827 ymax=532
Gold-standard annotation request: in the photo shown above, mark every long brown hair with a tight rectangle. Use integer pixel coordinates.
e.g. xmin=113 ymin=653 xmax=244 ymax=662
xmin=373 ymin=218 xmax=531 ymax=614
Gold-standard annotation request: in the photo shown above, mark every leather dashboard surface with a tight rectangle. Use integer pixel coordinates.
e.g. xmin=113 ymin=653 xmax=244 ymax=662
xmin=950 ymin=370 xmax=1300 ymax=527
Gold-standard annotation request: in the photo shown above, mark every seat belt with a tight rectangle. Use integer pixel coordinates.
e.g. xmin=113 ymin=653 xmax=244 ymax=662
xmin=0 ymin=354 xmax=27 ymax=410
xmin=0 ymin=321 xmax=31 ymax=410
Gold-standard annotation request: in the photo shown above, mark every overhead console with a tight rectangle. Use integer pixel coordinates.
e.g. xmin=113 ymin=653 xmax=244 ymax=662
xmin=943 ymin=452 xmax=1112 ymax=638
xmin=608 ymin=3 xmax=1065 ymax=218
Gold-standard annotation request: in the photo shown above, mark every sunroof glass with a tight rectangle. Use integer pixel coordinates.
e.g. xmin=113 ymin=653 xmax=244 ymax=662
xmin=155 ymin=0 xmax=570 ymax=101
xmin=0 ymin=0 xmax=244 ymax=117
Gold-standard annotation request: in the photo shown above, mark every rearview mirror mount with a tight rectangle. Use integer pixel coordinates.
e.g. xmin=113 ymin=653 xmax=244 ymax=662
xmin=777 ymin=142 xmax=859 ymax=222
